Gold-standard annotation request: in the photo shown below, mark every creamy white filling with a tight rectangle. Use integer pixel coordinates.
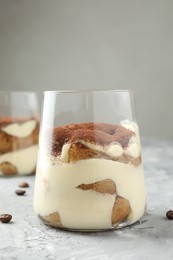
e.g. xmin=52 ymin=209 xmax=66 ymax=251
xmin=34 ymin=157 xmax=146 ymax=229
xmin=2 ymin=120 xmax=37 ymax=138
xmin=60 ymin=143 xmax=71 ymax=163
xmin=121 ymin=121 xmax=141 ymax=158
xmin=80 ymin=140 xmax=124 ymax=157
xmin=120 ymin=120 xmax=137 ymax=132
xmin=0 ymin=145 xmax=38 ymax=175
xmin=124 ymin=143 xmax=140 ymax=158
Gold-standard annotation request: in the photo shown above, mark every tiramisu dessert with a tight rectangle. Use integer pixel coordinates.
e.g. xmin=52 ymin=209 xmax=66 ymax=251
xmin=0 ymin=117 xmax=39 ymax=176
xmin=34 ymin=120 xmax=146 ymax=230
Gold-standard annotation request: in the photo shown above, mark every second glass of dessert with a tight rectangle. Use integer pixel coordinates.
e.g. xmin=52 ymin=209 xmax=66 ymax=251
xmin=0 ymin=91 xmax=40 ymax=176
xmin=34 ymin=90 xmax=146 ymax=231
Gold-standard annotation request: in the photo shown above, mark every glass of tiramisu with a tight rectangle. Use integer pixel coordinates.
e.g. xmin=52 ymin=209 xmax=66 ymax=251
xmin=34 ymin=90 xmax=146 ymax=231
xmin=0 ymin=91 xmax=40 ymax=176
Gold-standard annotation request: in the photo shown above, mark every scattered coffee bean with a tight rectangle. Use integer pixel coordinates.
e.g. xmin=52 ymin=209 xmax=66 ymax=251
xmin=0 ymin=214 xmax=12 ymax=223
xmin=18 ymin=182 xmax=29 ymax=188
xmin=166 ymin=210 xmax=173 ymax=220
xmin=15 ymin=189 xmax=26 ymax=196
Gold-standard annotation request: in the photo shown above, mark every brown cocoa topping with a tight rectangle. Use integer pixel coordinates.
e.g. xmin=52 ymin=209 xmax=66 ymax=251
xmin=48 ymin=122 xmax=134 ymax=157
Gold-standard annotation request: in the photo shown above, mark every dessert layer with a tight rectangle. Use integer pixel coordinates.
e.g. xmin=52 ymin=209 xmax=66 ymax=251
xmin=0 ymin=118 xmax=39 ymax=154
xmin=2 ymin=119 xmax=37 ymax=138
xmin=48 ymin=122 xmax=134 ymax=158
xmin=34 ymin=158 xmax=146 ymax=230
xmin=0 ymin=144 xmax=38 ymax=176
xmin=46 ymin=122 xmax=141 ymax=165
xmin=63 ymin=142 xmax=141 ymax=166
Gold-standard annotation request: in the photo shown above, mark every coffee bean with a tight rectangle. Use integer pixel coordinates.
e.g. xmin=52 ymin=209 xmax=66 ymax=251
xmin=15 ymin=189 xmax=26 ymax=196
xmin=18 ymin=182 xmax=29 ymax=188
xmin=0 ymin=214 xmax=12 ymax=223
xmin=166 ymin=210 xmax=173 ymax=220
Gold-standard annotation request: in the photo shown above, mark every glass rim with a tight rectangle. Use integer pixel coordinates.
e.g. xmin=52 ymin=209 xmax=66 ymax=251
xmin=0 ymin=90 xmax=38 ymax=94
xmin=44 ymin=89 xmax=134 ymax=94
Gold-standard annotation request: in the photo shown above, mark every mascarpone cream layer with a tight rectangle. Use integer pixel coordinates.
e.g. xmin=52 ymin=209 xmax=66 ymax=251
xmin=0 ymin=145 xmax=38 ymax=175
xmin=2 ymin=120 xmax=37 ymax=138
xmin=34 ymin=157 xmax=146 ymax=229
xmin=121 ymin=120 xmax=142 ymax=152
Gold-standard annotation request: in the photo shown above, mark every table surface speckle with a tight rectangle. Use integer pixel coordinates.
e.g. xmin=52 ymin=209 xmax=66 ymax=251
xmin=0 ymin=138 xmax=173 ymax=260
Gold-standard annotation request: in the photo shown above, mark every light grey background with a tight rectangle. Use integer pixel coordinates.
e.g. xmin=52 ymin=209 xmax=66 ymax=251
xmin=0 ymin=0 xmax=173 ymax=137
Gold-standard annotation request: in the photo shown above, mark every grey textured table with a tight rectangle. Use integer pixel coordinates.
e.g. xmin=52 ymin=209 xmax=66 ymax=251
xmin=0 ymin=138 xmax=173 ymax=260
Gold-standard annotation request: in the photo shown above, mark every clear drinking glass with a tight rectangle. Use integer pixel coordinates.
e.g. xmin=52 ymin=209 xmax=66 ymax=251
xmin=34 ymin=90 xmax=146 ymax=231
xmin=0 ymin=91 xmax=40 ymax=176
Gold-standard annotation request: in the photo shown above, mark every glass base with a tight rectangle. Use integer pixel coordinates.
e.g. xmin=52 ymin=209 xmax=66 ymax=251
xmin=38 ymin=214 xmax=142 ymax=233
